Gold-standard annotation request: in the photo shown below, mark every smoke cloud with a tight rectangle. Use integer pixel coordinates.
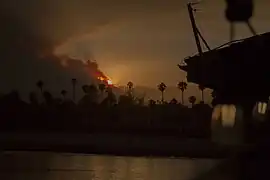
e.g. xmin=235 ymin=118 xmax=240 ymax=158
xmin=0 ymin=0 xmax=186 ymax=99
xmin=0 ymin=0 xmax=113 ymax=98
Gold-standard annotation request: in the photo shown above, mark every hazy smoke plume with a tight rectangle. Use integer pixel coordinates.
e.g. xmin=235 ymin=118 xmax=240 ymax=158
xmin=0 ymin=1 xmax=115 ymax=99
xmin=0 ymin=0 xmax=185 ymax=99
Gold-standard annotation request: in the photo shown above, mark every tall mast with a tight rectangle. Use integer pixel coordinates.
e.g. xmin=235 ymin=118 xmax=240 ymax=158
xmin=187 ymin=3 xmax=203 ymax=56
xmin=187 ymin=3 xmax=211 ymax=56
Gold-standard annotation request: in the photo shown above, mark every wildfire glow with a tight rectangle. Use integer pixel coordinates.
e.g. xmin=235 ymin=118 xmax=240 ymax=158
xmin=107 ymin=79 xmax=113 ymax=85
xmin=97 ymin=76 xmax=106 ymax=81
xmin=97 ymin=76 xmax=113 ymax=86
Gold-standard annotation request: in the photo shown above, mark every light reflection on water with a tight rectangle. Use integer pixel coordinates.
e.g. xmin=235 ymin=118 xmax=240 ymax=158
xmin=0 ymin=152 xmax=219 ymax=180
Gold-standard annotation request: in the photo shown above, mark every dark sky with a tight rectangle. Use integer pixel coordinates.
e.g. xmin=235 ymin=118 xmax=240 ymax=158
xmin=1 ymin=0 xmax=270 ymax=100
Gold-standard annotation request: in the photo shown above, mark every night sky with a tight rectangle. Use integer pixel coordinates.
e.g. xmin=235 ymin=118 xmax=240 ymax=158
xmin=1 ymin=0 xmax=270 ymax=100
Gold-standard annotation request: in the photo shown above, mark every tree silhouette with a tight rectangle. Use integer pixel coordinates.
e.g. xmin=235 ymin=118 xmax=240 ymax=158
xmin=170 ymin=98 xmax=178 ymax=104
xmin=106 ymin=86 xmax=116 ymax=106
xmin=127 ymin=81 xmax=133 ymax=89
xmin=136 ymin=96 xmax=145 ymax=106
xmin=148 ymin=99 xmax=156 ymax=106
xmin=99 ymin=83 xmax=106 ymax=93
xmin=158 ymin=82 xmax=167 ymax=103
xmin=61 ymin=90 xmax=67 ymax=100
xmin=36 ymin=80 xmax=44 ymax=94
xmin=98 ymin=83 xmax=106 ymax=101
xmin=198 ymin=84 xmax=206 ymax=102
xmin=82 ymin=84 xmax=98 ymax=97
xmin=80 ymin=84 xmax=98 ymax=106
xmin=88 ymin=84 xmax=98 ymax=103
xmin=189 ymin=96 xmax=196 ymax=107
xmin=127 ymin=81 xmax=134 ymax=96
xmin=118 ymin=94 xmax=133 ymax=105
xmin=71 ymin=78 xmax=77 ymax=102
xmin=177 ymin=81 xmax=187 ymax=104
xmin=82 ymin=85 xmax=89 ymax=94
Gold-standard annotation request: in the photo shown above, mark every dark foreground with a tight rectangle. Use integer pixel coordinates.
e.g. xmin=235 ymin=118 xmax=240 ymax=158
xmin=2 ymin=133 xmax=270 ymax=179
xmin=0 ymin=133 xmax=250 ymax=159
xmin=0 ymin=151 xmax=219 ymax=180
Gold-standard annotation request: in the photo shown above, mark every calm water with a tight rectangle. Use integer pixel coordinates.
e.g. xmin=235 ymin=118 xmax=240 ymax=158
xmin=0 ymin=151 xmax=222 ymax=180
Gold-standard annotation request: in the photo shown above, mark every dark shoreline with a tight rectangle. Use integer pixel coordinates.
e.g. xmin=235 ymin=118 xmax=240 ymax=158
xmin=0 ymin=133 xmax=242 ymax=159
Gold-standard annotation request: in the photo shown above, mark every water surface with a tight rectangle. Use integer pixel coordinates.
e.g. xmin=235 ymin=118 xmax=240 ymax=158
xmin=0 ymin=151 xmax=220 ymax=180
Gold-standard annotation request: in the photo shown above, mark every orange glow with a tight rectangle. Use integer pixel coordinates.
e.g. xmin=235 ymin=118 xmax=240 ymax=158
xmin=107 ymin=79 xmax=113 ymax=85
xmin=97 ymin=76 xmax=114 ymax=86
xmin=97 ymin=76 xmax=106 ymax=81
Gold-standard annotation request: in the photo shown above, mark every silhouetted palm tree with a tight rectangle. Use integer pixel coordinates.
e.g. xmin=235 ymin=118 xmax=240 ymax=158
xmin=71 ymin=78 xmax=77 ymax=102
xmin=36 ymin=80 xmax=44 ymax=94
xmin=127 ymin=81 xmax=133 ymax=89
xmin=88 ymin=84 xmax=98 ymax=92
xmin=127 ymin=81 xmax=134 ymax=96
xmin=61 ymin=90 xmax=67 ymax=100
xmin=80 ymin=84 xmax=98 ymax=106
xmin=99 ymin=83 xmax=106 ymax=93
xmin=189 ymin=96 xmax=196 ymax=107
xmin=98 ymin=83 xmax=106 ymax=102
xmin=106 ymin=86 xmax=116 ymax=106
xmin=177 ymin=81 xmax=187 ymax=104
xmin=158 ymin=82 xmax=166 ymax=103
xmin=198 ymin=84 xmax=206 ymax=102
xmin=88 ymin=84 xmax=98 ymax=103
xmin=82 ymin=85 xmax=89 ymax=94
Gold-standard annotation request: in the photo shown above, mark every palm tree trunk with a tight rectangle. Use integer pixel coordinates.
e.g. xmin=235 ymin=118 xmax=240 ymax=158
xmin=181 ymin=90 xmax=184 ymax=104
xmin=161 ymin=91 xmax=164 ymax=103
